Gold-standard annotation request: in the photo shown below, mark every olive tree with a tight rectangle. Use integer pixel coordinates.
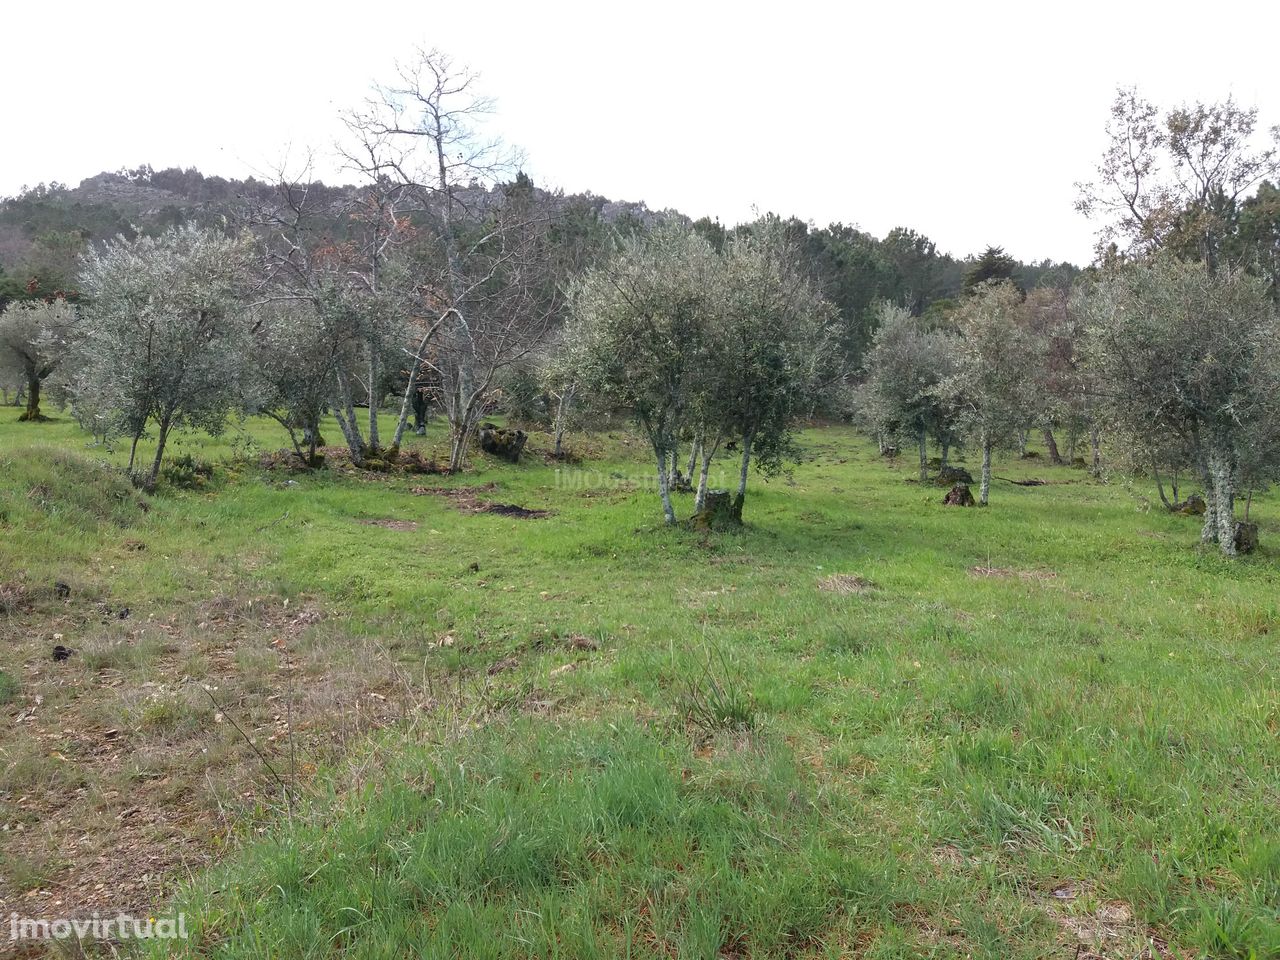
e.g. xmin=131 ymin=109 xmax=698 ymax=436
xmin=0 ymin=297 xmax=77 ymax=422
xmin=1080 ymin=257 xmax=1280 ymax=554
xmin=244 ymin=299 xmax=360 ymax=466
xmin=568 ymin=228 xmax=718 ymax=524
xmin=701 ymin=224 xmax=841 ymax=519
xmin=73 ymin=225 xmax=252 ymax=487
xmin=858 ymin=301 xmax=957 ymax=481
xmin=947 ymin=281 xmax=1041 ymax=505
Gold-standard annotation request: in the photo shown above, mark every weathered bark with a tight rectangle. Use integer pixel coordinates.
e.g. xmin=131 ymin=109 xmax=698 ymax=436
xmin=694 ymin=438 xmax=721 ymax=514
xmin=1089 ymin=427 xmax=1102 ymax=477
xmin=367 ymin=352 xmax=381 ymax=453
xmin=917 ymin=429 xmax=928 ymax=482
xmin=1198 ymin=459 xmax=1219 ymax=544
xmin=732 ymin=430 xmax=754 ymax=520
xmin=332 ymin=368 xmax=367 ymax=464
xmin=940 ymin=441 xmax=950 ymax=471
xmin=655 ymin=446 xmax=676 ymax=525
xmin=17 ymin=375 xmax=41 ymax=422
xmin=1042 ymin=428 xmax=1063 ymax=465
xmin=146 ymin=416 xmax=173 ymax=487
xmin=552 ymin=383 xmax=576 ymax=458
xmin=979 ymin=434 xmax=992 ymax=506
xmin=1207 ymin=445 xmax=1238 ymax=556
xmin=1153 ymin=462 xmax=1174 ymax=511
xmin=392 ymin=334 xmax=434 ymax=449
xmin=1017 ymin=429 xmax=1029 ymax=458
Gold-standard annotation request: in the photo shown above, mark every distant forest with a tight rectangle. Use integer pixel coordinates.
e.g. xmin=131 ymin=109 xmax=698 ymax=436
xmin=0 ymin=165 xmax=1079 ymax=365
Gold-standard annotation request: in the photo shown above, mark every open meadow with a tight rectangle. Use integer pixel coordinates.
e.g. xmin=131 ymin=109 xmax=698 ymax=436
xmin=1 ymin=414 xmax=1277 ymax=958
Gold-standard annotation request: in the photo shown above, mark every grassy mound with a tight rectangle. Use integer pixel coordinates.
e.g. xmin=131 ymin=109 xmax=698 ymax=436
xmin=0 ymin=445 xmax=146 ymax=531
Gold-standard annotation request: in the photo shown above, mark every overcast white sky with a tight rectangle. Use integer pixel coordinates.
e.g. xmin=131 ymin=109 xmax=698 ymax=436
xmin=4 ymin=1 xmax=1277 ymax=264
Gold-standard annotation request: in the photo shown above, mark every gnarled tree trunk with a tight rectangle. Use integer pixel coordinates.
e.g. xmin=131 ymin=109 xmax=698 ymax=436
xmin=979 ymin=433 xmax=992 ymax=506
xmin=1042 ymin=428 xmax=1062 ymax=465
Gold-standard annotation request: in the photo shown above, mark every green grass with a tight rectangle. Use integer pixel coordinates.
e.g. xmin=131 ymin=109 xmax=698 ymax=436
xmin=1 ymin=408 xmax=1278 ymax=958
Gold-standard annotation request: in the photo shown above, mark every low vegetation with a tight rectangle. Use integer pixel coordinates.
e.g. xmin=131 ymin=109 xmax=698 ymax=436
xmin=1 ymin=414 xmax=1277 ymax=958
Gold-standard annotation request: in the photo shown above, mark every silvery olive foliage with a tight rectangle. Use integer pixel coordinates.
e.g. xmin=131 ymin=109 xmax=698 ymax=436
xmin=856 ymin=301 xmax=959 ymax=481
xmin=1080 ymin=257 xmax=1280 ymax=555
xmin=946 ymin=281 xmax=1043 ymax=505
xmin=0 ymin=296 xmax=78 ymax=421
xmin=568 ymin=223 xmax=839 ymax=524
xmin=704 ymin=222 xmax=842 ymax=517
xmin=568 ymin=227 xmax=718 ymax=524
xmin=243 ymin=299 xmax=361 ymax=466
xmin=70 ymin=225 xmax=253 ymax=486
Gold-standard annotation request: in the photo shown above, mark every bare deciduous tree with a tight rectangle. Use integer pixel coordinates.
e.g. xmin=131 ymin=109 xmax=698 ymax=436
xmin=343 ymin=48 xmax=557 ymax=472
xmin=1076 ymin=87 xmax=1280 ymax=270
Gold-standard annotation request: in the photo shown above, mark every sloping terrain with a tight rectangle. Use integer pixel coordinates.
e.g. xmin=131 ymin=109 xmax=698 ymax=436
xmin=1 ymin=418 xmax=1277 ymax=958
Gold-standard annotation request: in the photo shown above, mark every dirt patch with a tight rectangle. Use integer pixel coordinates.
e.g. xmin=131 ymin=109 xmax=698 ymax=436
xmin=818 ymin=574 xmax=875 ymax=595
xmin=410 ymin=484 xmax=550 ymax=519
xmin=969 ymin=566 xmax=1057 ymax=582
xmin=0 ymin=593 xmax=419 ymax=920
xmin=481 ymin=503 xmax=550 ymax=519
xmin=359 ymin=518 xmax=420 ymax=531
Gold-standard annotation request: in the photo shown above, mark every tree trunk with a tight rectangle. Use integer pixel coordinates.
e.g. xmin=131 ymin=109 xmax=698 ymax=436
xmin=17 ymin=372 xmax=41 ymax=422
xmin=332 ymin=369 xmax=366 ymax=464
xmin=940 ymin=441 xmax=950 ymax=471
xmin=146 ymin=417 xmax=173 ymax=487
xmin=1018 ymin=429 xmax=1028 ymax=457
xmin=552 ymin=384 xmax=575 ymax=459
xmin=367 ymin=351 xmax=381 ymax=453
xmin=1208 ymin=445 xmax=1237 ymax=557
xmin=655 ymin=445 xmax=676 ymax=525
xmin=1153 ymin=462 xmax=1173 ymax=510
xmin=127 ymin=431 xmax=142 ymax=474
xmin=979 ymin=434 xmax=992 ymax=506
xmin=1199 ymin=459 xmax=1219 ymax=544
xmin=694 ymin=438 xmax=721 ymax=514
xmin=686 ymin=440 xmax=699 ymax=480
xmin=1089 ymin=427 xmax=1101 ymax=477
xmin=392 ymin=345 xmax=430 ymax=449
xmin=1042 ymin=428 xmax=1062 ymax=465
xmin=917 ymin=429 xmax=928 ymax=482
xmin=732 ymin=430 xmax=754 ymax=520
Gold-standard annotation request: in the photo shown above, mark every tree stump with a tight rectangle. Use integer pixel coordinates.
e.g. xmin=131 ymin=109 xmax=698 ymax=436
xmin=477 ymin=423 xmax=528 ymax=463
xmin=691 ymin=489 xmax=740 ymax=530
xmin=935 ymin=465 xmax=975 ymax=486
xmin=942 ymin=483 xmax=975 ymax=507
xmin=1174 ymin=494 xmax=1207 ymax=516
xmin=1234 ymin=521 xmax=1260 ymax=554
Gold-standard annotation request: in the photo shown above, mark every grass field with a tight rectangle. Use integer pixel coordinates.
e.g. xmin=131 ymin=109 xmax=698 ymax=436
xmin=1 ymin=412 xmax=1277 ymax=958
